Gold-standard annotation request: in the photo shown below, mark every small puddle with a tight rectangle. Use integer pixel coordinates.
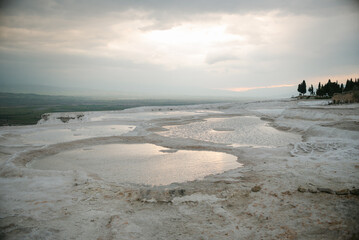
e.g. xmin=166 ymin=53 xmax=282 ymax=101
xmin=28 ymin=143 xmax=240 ymax=186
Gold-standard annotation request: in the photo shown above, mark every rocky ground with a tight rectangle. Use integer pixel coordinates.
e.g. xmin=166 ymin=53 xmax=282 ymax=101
xmin=0 ymin=99 xmax=358 ymax=239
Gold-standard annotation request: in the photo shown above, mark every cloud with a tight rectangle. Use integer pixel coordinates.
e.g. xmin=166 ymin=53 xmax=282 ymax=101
xmin=0 ymin=0 xmax=358 ymax=97
xmin=221 ymin=84 xmax=296 ymax=92
xmin=2 ymin=0 xmax=356 ymax=18
xmin=205 ymin=54 xmax=239 ymax=65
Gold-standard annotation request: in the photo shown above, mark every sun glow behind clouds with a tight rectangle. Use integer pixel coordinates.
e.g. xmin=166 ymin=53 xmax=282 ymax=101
xmin=141 ymin=23 xmax=245 ymax=67
xmin=102 ymin=13 xmax=280 ymax=68
xmin=145 ymin=24 xmax=244 ymax=45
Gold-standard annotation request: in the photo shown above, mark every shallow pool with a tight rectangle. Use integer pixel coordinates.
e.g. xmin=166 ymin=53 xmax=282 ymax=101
xmin=29 ymin=143 xmax=240 ymax=185
xmin=0 ymin=124 xmax=134 ymax=146
xmin=160 ymin=116 xmax=300 ymax=148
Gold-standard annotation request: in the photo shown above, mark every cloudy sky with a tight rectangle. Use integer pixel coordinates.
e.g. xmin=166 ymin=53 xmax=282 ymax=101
xmin=0 ymin=0 xmax=358 ymax=98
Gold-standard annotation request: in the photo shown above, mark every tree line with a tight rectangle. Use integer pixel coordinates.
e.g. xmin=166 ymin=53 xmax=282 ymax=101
xmin=297 ymin=78 xmax=359 ymax=97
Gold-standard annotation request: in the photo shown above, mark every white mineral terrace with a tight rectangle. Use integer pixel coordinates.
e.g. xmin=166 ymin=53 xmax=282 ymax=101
xmin=0 ymin=99 xmax=358 ymax=239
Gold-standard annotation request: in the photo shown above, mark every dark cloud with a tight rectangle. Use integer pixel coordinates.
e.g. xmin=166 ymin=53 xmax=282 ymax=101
xmin=1 ymin=0 xmax=357 ymax=17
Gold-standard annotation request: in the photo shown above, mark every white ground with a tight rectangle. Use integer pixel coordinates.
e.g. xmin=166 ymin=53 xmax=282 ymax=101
xmin=0 ymin=99 xmax=358 ymax=239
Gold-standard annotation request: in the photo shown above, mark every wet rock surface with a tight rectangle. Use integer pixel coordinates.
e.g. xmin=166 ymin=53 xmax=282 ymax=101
xmin=251 ymin=185 xmax=261 ymax=192
xmin=317 ymin=188 xmax=335 ymax=194
xmin=57 ymin=116 xmax=76 ymax=123
xmin=336 ymin=189 xmax=350 ymax=195
xmin=1 ymin=100 xmax=358 ymax=240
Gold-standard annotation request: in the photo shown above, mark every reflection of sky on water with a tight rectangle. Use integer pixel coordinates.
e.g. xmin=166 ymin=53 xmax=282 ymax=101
xmin=89 ymin=110 xmax=221 ymax=122
xmin=29 ymin=143 xmax=240 ymax=186
xmin=161 ymin=116 xmax=301 ymax=148
xmin=0 ymin=125 xmax=133 ymax=146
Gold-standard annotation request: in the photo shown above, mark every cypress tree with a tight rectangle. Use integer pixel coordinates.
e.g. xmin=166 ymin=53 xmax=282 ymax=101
xmin=301 ymin=80 xmax=307 ymax=95
xmin=308 ymin=84 xmax=314 ymax=95
xmin=297 ymin=80 xmax=307 ymax=95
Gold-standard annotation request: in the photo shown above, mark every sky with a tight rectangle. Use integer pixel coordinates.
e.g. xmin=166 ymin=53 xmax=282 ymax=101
xmin=0 ymin=0 xmax=358 ymax=99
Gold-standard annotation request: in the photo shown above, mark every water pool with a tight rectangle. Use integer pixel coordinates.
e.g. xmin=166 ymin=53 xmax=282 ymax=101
xmin=29 ymin=143 xmax=240 ymax=185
